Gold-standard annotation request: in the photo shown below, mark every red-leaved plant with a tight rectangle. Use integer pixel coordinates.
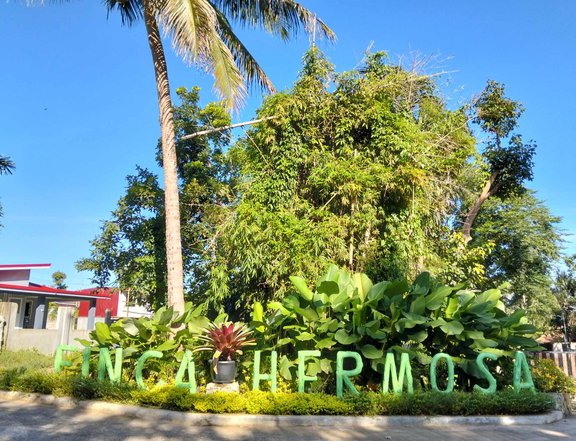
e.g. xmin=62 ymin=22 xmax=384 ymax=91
xmin=196 ymin=322 xmax=255 ymax=369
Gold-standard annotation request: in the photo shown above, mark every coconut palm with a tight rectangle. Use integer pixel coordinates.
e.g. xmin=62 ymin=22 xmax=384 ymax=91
xmin=101 ymin=0 xmax=334 ymax=312
xmin=0 ymin=156 xmax=15 ymax=175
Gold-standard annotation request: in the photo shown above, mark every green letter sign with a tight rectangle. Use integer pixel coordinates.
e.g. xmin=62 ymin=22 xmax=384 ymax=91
xmin=430 ymin=353 xmax=454 ymax=393
xmin=252 ymin=350 xmax=277 ymax=392
xmin=473 ymin=352 xmax=497 ymax=394
xmin=336 ymin=351 xmax=363 ymax=398
xmin=298 ymin=350 xmax=320 ymax=393
xmin=513 ymin=351 xmax=535 ymax=393
xmin=382 ymin=352 xmax=413 ymax=394
xmin=135 ymin=350 xmax=163 ymax=390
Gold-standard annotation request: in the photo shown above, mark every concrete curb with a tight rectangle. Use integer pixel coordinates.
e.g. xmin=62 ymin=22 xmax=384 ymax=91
xmin=0 ymin=390 xmax=564 ymax=427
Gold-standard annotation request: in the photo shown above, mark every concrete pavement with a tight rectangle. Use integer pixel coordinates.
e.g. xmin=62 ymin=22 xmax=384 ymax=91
xmin=1 ymin=394 xmax=575 ymax=440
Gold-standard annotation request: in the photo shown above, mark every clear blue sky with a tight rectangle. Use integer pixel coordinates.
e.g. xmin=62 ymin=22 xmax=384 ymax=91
xmin=1 ymin=1 xmax=574 ymax=289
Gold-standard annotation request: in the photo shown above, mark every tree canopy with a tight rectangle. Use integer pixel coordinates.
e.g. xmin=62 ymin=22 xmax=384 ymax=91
xmin=80 ymin=47 xmax=564 ymax=332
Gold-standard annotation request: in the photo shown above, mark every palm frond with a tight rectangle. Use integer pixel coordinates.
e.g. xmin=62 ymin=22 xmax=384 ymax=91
xmin=211 ymin=0 xmax=335 ymax=42
xmin=0 ymin=156 xmax=15 ymax=175
xmin=160 ymin=0 xmax=246 ymax=109
xmin=214 ymin=7 xmax=275 ymax=94
xmin=160 ymin=0 xmax=218 ymax=64
xmin=104 ymin=0 xmax=144 ymax=25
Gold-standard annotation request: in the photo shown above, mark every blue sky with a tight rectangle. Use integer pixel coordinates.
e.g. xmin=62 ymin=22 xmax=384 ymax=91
xmin=0 ymin=0 xmax=574 ymax=289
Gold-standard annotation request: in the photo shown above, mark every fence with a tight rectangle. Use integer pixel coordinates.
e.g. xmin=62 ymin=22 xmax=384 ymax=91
xmin=532 ymin=351 xmax=576 ymax=378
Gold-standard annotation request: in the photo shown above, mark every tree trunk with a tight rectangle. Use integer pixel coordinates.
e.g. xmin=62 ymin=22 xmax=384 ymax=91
xmin=461 ymin=172 xmax=498 ymax=244
xmin=143 ymin=4 xmax=185 ymax=313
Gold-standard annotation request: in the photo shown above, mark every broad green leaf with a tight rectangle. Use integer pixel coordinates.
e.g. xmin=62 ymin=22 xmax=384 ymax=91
xmin=316 ymin=338 xmax=336 ymax=349
xmin=407 ymin=330 xmax=428 ymax=343
xmin=353 ymin=272 xmax=373 ymax=302
xmin=440 ymin=319 xmax=464 ymax=336
xmin=290 ymin=276 xmax=314 ymax=301
xmin=307 ymin=359 xmax=322 ymax=376
xmin=334 ymin=329 xmax=359 ymax=345
xmin=295 ymin=332 xmax=315 ymax=341
xmin=320 ymin=358 xmax=333 ymax=374
xmin=367 ymin=281 xmax=389 ymax=303
xmin=383 ymin=279 xmax=409 ymax=297
xmin=463 ymin=330 xmax=484 ymax=340
xmin=253 ymin=302 xmax=264 ymax=332
xmin=500 ymin=309 xmax=525 ymax=327
xmin=445 ymin=297 xmax=459 ymax=318
xmin=366 ymin=328 xmax=387 ymax=340
xmin=360 ymin=344 xmax=383 ymax=360
xmin=472 ymin=338 xmax=499 ymax=348
xmin=412 ymin=272 xmax=430 ymax=295
xmin=156 ymin=339 xmax=178 ymax=351
xmin=94 ymin=322 xmax=111 ymax=345
xmin=410 ymin=295 xmax=426 ymax=315
xmin=506 ymin=335 xmax=539 ymax=347
xmin=476 ymin=289 xmax=501 ymax=305
xmin=276 ymin=337 xmax=293 ymax=347
xmin=425 ymin=286 xmax=453 ymax=310
xmin=121 ymin=321 xmax=139 ymax=336
xmin=317 ymin=280 xmax=340 ymax=295
xmin=279 ymin=355 xmax=293 ymax=380
xmin=294 ymin=307 xmax=319 ymax=322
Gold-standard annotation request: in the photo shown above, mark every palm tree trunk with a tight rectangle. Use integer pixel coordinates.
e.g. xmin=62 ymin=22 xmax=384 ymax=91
xmin=143 ymin=3 xmax=185 ymax=313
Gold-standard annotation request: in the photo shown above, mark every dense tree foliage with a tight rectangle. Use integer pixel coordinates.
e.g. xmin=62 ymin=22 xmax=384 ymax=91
xmin=470 ymin=191 xmax=562 ymax=329
xmin=461 ymin=81 xmax=536 ymax=243
xmin=0 ymin=155 xmax=15 ymax=228
xmin=80 ymin=48 xmax=564 ymax=334
xmin=77 ymin=87 xmax=236 ymax=309
xmin=554 ymin=256 xmax=576 ymax=342
xmin=214 ymin=48 xmax=477 ymax=310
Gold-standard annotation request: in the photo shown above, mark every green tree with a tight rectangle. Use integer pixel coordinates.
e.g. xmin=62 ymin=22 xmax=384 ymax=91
xmin=102 ymin=0 xmax=333 ymax=314
xmin=77 ymin=87 xmax=236 ymax=309
xmin=471 ymin=191 xmax=562 ymax=329
xmin=0 ymin=155 xmax=15 ymax=228
xmin=0 ymin=156 xmax=15 ymax=175
xmin=461 ymin=81 xmax=535 ymax=243
xmin=213 ymin=48 xmax=476 ymax=311
xmin=37 ymin=0 xmax=333 ymax=313
xmin=51 ymin=271 xmax=67 ymax=290
xmin=553 ymin=256 xmax=576 ymax=342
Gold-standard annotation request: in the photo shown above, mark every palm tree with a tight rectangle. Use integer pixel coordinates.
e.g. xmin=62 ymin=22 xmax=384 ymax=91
xmin=102 ymin=0 xmax=334 ymax=312
xmin=0 ymin=156 xmax=15 ymax=175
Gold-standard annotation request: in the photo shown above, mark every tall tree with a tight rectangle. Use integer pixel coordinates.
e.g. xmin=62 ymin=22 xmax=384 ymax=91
xmin=461 ymin=81 xmax=535 ymax=243
xmin=51 ymin=271 xmax=68 ymax=290
xmin=100 ymin=0 xmax=334 ymax=313
xmin=0 ymin=156 xmax=15 ymax=175
xmin=471 ymin=191 xmax=562 ymax=329
xmin=0 ymin=155 xmax=15 ymax=228
xmin=77 ymin=87 xmax=237 ymax=309
xmin=213 ymin=48 xmax=476 ymax=309
xmin=35 ymin=0 xmax=333 ymax=312
xmin=553 ymin=256 xmax=576 ymax=342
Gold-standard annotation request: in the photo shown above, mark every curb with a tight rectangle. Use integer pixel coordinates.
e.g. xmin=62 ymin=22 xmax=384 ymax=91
xmin=0 ymin=391 xmax=564 ymax=427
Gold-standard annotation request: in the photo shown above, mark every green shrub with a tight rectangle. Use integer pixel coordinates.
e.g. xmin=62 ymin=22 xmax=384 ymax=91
xmin=0 ymin=368 xmax=26 ymax=390
xmin=0 ymin=367 xmax=555 ymax=416
xmin=532 ymin=358 xmax=576 ymax=393
xmin=0 ymin=350 xmax=53 ymax=371
xmin=12 ymin=371 xmax=66 ymax=395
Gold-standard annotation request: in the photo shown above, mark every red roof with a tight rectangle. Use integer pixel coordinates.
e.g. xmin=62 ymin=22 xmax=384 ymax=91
xmin=0 ymin=283 xmax=109 ymax=300
xmin=0 ymin=264 xmax=51 ymax=270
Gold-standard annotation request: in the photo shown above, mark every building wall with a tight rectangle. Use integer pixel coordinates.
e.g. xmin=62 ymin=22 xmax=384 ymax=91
xmin=0 ymin=269 xmax=31 ymax=286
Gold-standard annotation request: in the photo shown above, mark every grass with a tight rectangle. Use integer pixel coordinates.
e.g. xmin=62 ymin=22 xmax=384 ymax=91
xmin=0 ymin=349 xmax=53 ymax=371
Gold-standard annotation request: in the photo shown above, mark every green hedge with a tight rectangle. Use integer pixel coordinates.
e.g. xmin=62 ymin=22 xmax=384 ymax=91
xmin=0 ymin=369 xmax=555 ymax=416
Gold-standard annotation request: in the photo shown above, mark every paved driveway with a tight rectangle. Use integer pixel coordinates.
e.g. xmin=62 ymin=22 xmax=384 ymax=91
xmin=1 ymin=399 xmax=576 ymax=441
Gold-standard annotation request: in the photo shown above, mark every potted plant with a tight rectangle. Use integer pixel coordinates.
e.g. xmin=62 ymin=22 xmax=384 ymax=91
xmin=196 ymin=322 xmax=255 ymax=383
